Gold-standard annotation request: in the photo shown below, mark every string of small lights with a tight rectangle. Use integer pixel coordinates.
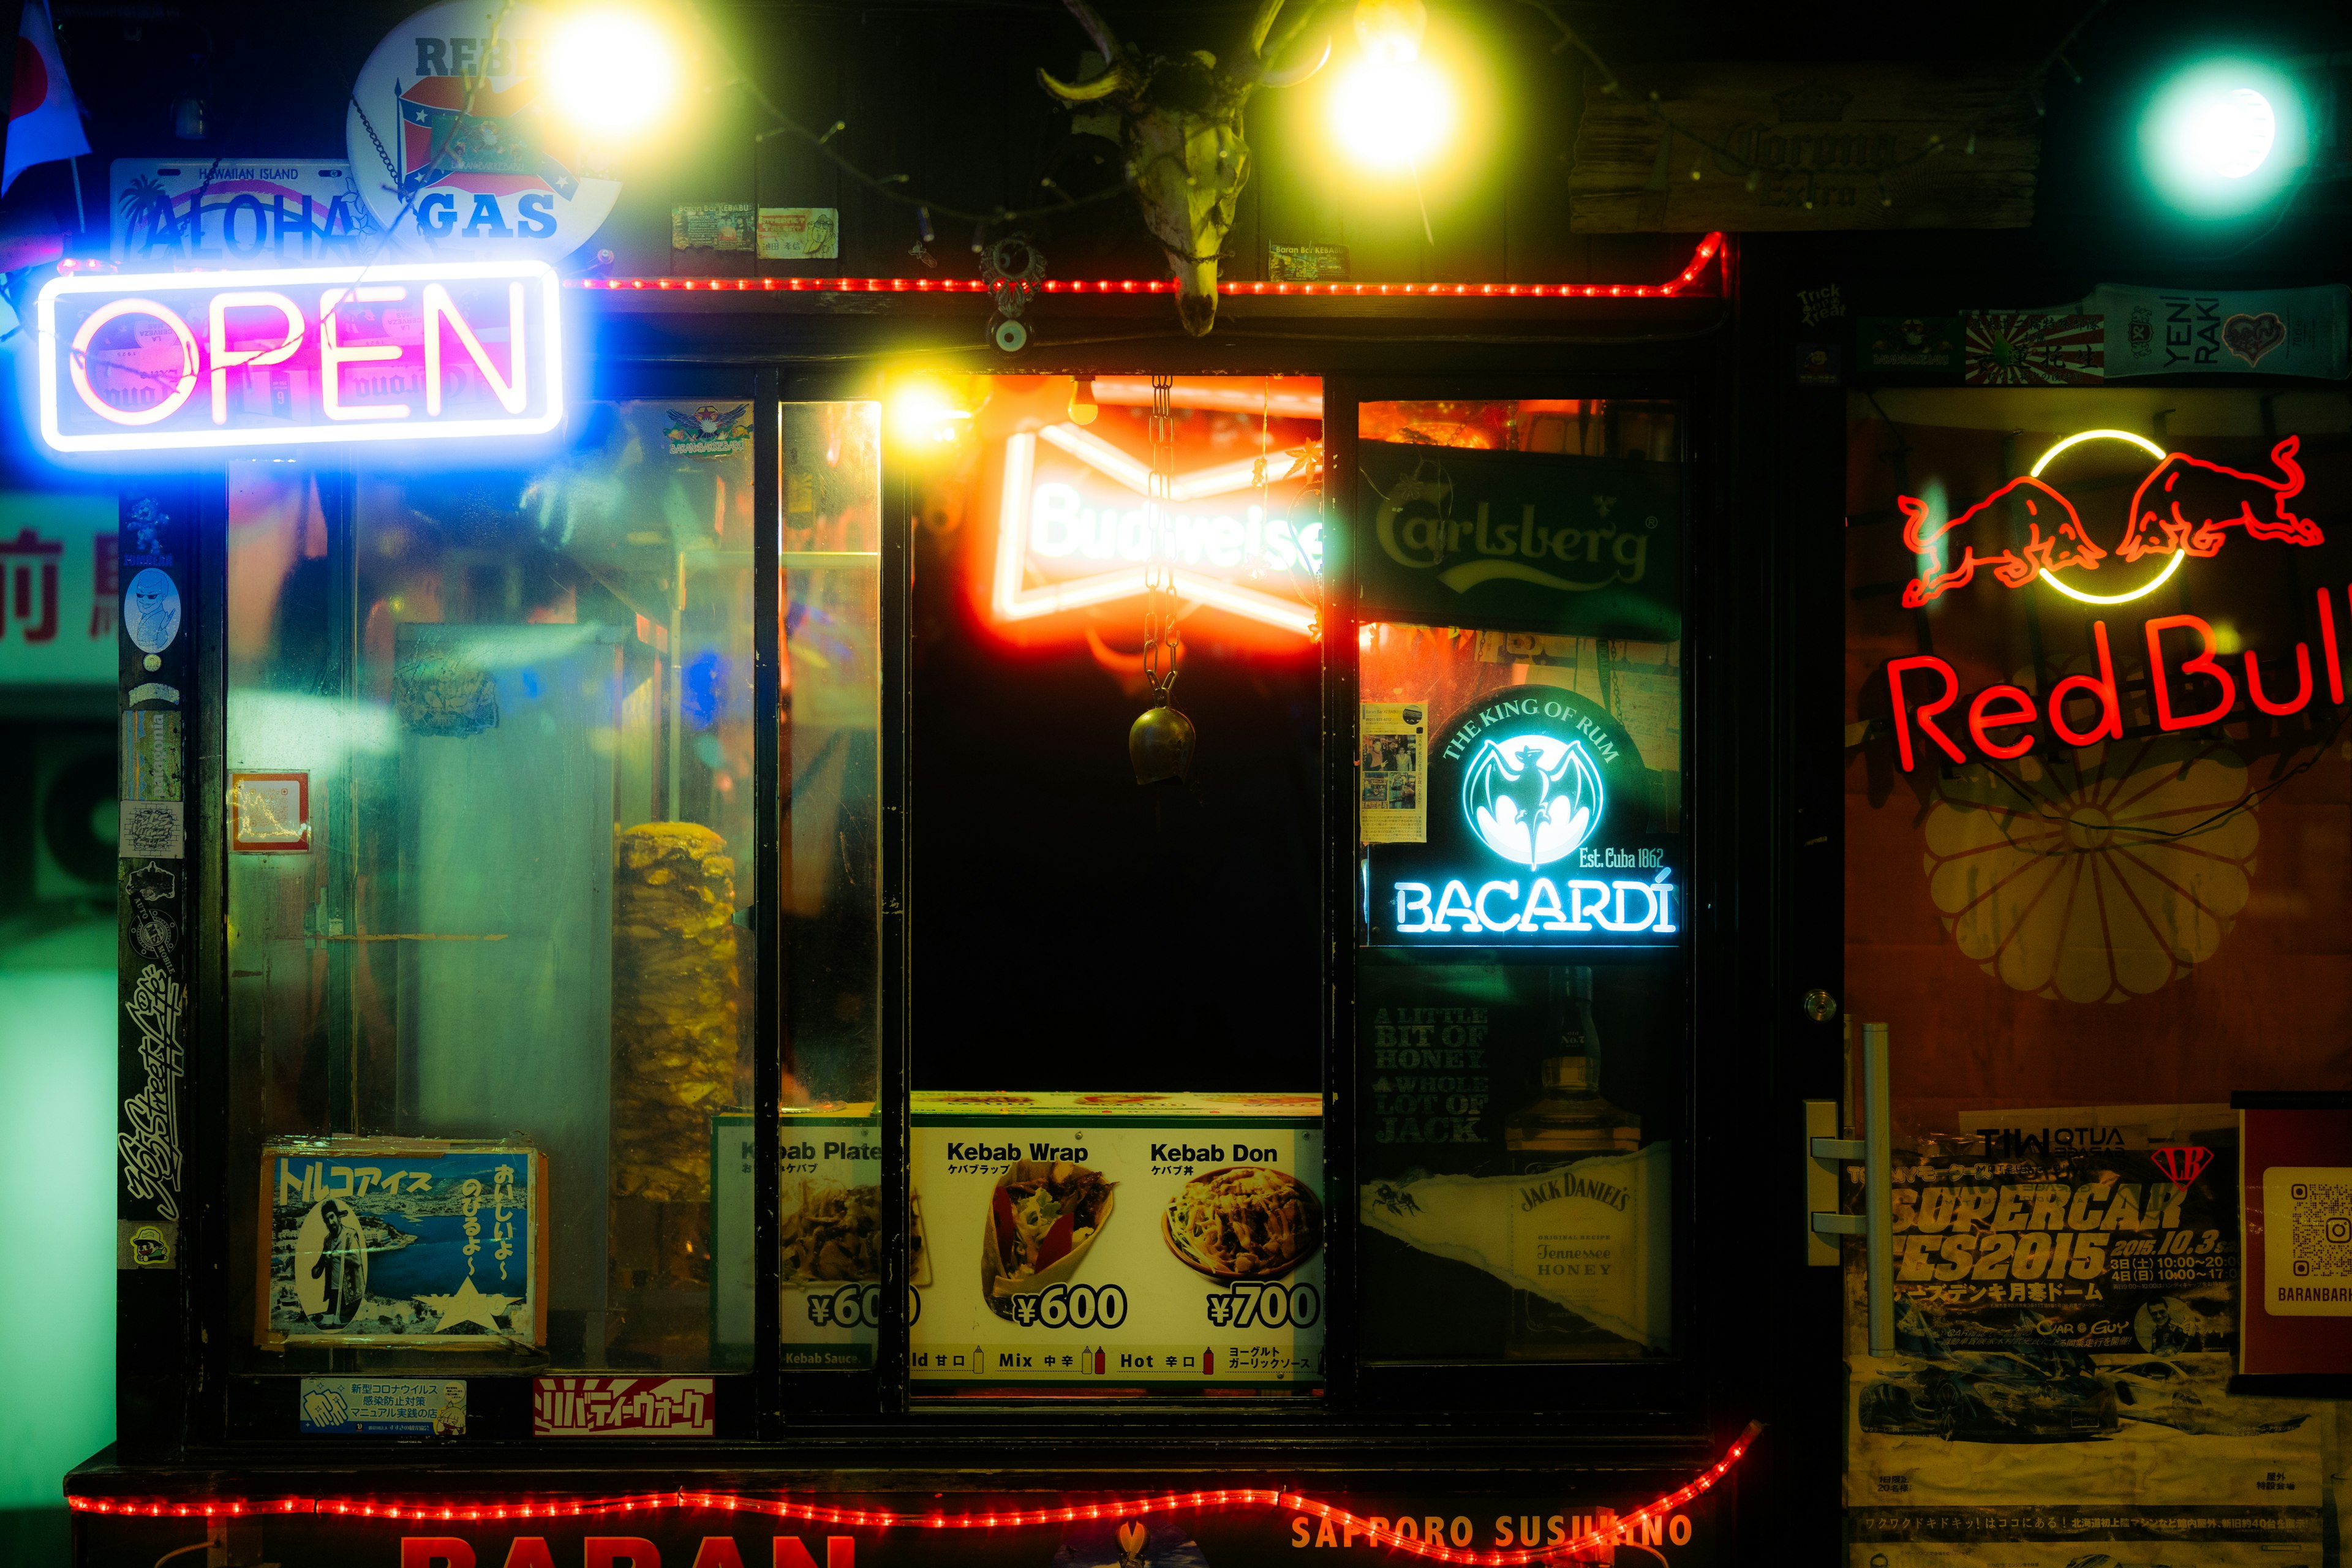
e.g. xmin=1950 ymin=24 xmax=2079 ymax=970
xmin=572 ymin=235 xmax=1722 ymax=301
xmin=69 ymin=1422 xmax=1761 ymax=1567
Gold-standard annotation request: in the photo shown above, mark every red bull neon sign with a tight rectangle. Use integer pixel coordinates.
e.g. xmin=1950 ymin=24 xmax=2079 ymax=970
xmin=1885 ymin=594 xmax=2350 ymax=771
xmin=1899 ymin=429 xmax=2321 ymax=609
xmin=33 ymin=261 xmax=564 ymax=454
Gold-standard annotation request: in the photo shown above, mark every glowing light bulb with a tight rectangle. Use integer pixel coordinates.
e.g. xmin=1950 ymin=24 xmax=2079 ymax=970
xmin=1330 ymin=58 xmax=1451 ymax=170
xmin=2142 ymin=58 xmax=2305 ymax=217
xmin=546 ymin=10 xmax=680 ymax=138
xmin=2180 ymin=86 xmax=2275 ymax=179
xmin=888 ymin=379 xmax=970 ymax=449
xmin=1354 ymin=0 xmax=1425 ymax=64
xmin=1068 ymin=376 xmax=1099 ymax=426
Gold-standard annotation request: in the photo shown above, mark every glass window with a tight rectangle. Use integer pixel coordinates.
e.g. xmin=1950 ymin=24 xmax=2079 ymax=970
xmin=898 ymin=374 xmax=1329 ymax=1395
xmin=1842 ymin=386 xmax=2352 ymax=1362
xmin=1352 ymin=398 xmax=1686 ymax=1363
xmin=769 ymin=401 xmax=885 ymax=1371
xmin=227 ymin=400 xmax=764 ymax=1372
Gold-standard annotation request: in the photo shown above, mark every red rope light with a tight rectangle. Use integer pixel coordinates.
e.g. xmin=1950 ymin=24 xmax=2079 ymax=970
xmin=65 ymin=1422 xmax=1758 ymax=1566
xmin=569 ymin=235 xmax=1724 ymax=302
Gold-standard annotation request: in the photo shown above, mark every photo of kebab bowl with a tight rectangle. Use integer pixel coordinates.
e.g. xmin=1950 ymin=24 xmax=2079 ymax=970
xmin=1163 ymin=1166 xmax=1324 ymax=1281
xmin=778 ymin=1181 xmax=881 ymax=1283
xmin=982 ymin=1159 xmax=1115 ymax=1321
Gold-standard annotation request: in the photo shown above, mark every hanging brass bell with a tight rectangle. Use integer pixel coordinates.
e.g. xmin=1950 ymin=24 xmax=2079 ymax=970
xmin=1129 ymin=703 xmax=1196 ymax=786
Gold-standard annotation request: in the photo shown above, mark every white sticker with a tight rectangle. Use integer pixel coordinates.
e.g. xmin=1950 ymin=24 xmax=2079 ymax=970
xmin=118 ymin=800 xmax=184 ymax=859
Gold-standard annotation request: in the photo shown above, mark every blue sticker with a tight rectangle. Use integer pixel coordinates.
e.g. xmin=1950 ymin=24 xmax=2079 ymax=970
xmin=124 ymin=568 xmax=181 ymax=654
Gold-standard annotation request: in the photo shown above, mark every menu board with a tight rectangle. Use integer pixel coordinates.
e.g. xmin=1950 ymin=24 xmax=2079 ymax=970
xmin=713 ymin=1108 xmax=884 ymax=1369
xmin=910 ymin=1093 xmax=1324 ymax=1388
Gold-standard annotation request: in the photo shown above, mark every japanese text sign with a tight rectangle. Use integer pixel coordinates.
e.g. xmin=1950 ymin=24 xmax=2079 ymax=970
xmin=35 ymin=261 xmax=563 ymax=454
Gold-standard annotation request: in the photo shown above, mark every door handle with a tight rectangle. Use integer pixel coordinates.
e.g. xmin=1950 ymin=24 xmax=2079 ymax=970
xmin=1803 ymin=1020 xmax=1894 ymax=1354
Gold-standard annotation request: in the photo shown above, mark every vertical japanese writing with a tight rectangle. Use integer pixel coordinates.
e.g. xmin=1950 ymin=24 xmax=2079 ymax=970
xmin=492 ymin=1163 xmax=515 ymax=1281
xmin=459 ymin=1178 xmax=483 ymax=1276
xmin=91 ymin=532 xmax=118 ymax=638
xmin=1 ymin=527 xmax=62 ymax=643
xmin=119 ymin=963 xmax=186 ymax=1220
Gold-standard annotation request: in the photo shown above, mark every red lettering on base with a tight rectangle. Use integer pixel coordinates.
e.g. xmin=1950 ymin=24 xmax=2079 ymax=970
xmin=402 ymin=1542 xmax=477 ymax=1568
xmin=586 ymin=1541 xmax=660 ymax=1568
xmin=772 ymin=1539 xmax=854 ymax=1568
xmin=501 ymin=1543 xmax=556 ymax=1568
xmin=690 ymin=1542 xmax=748 ymax=1568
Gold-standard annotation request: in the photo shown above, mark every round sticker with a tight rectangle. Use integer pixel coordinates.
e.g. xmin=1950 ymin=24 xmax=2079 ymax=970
xmin=123 ymin=568 xmax=181 ymax=654
xmin=344 ymin=1 xmax=620 ymax=261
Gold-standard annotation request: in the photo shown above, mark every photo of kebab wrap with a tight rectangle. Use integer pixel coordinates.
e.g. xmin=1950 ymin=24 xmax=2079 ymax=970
xmin=1163 ymin=1166 xmax=1323 ymax=1281
xmin=981 ymin=1159 xmax=1115 ymax=1321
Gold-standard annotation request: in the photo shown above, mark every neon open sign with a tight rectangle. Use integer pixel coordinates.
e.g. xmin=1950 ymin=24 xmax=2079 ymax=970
xmin=34 ymin=261 xmax=563 ymax=453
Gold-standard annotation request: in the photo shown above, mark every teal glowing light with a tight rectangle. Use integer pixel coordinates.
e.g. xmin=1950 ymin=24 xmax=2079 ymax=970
xmin=2141 ymin=59 xmax=2307 ymax=217
xmin=0 ymin=926 xmax=116 ymax=1511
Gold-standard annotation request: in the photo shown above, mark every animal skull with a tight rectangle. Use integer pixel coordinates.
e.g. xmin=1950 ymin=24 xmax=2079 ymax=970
xmin=1039 ymin=0 xmax=1329 ymax=336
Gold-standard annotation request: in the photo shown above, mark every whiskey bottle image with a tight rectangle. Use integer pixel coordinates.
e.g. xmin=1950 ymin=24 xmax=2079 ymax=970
xmin=1503 ymin=965 xmax=1647 ymax=1359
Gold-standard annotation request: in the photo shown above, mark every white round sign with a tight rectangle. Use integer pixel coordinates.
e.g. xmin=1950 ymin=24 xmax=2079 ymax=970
xmin=343 ymin=0 xmax=620 ymax=261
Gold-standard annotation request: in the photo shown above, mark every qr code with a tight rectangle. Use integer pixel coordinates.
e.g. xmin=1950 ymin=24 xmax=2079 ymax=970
xmin=2288 ymin=1182 xmax=2352 ymax=1278
xmin=2269 ymin=1167 xmax=2352 ymax=1315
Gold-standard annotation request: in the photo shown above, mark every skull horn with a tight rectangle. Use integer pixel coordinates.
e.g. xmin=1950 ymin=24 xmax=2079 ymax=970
xmin=1038 ymin=60 xmax=1144 ymax=102
xmin=1245 ymin=0 xmax=1290 ymax=54
xmin=1254 ymin=31 xmax=1330 ymax=87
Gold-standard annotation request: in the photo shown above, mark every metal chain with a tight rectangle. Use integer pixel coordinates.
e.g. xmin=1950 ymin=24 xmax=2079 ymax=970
xmin=1142 ymin=374 xmax=1178 ymax=704
xmin=1249 ymin=379 xmax=1270 ymax=579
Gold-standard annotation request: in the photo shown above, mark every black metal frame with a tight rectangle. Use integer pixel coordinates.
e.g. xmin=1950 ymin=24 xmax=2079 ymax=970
xmin=94 ymin=263 xmax=1852 ymax=1564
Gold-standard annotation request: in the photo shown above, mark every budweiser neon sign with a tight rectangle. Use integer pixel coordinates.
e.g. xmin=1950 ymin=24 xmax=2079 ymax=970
xmin=1900 ymin=430 xmax=2320 ymax=609
xmin=993 ymin=426 xmax=1321 ymax=636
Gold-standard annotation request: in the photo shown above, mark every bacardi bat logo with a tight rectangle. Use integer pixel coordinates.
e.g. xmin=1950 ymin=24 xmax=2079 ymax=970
xmin=1461 ymin=731 xmax=1605 ymax=870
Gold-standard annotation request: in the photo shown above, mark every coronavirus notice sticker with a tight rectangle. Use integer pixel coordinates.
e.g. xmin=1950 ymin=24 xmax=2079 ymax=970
xmin=2239 ymin=1098 xmax=2352 ymax=1379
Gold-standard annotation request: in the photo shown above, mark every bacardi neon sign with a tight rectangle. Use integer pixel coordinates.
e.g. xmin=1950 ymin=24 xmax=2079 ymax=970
xmin=1900 ymin=431 xmax=2320 ymax=609
xmin=34 ymin=261 xmax=564 ymax=453
xmin=993 ymin=425 xmax=1322 ymax=636
xmin=1373 ymin=686 xmax=1679 ymax=947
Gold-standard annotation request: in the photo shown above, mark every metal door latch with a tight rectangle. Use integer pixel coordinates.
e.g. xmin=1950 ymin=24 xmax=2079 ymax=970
xmin=1803 ymin=1021 xmax=1894 ymax=1355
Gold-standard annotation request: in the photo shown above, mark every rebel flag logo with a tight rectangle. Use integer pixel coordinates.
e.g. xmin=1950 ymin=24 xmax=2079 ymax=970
xmin=398 ymin=75 xmax=580 ymax=200
xmin=1462 ymin=731 xmax=1605 ymax=870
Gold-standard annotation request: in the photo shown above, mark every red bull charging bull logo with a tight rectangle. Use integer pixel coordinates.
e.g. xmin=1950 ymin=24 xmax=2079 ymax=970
xmin=1899 ymin=429 xmax=2321 ymax=609
xmin=1882 ymin=429 xmax=2343 ymax=772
